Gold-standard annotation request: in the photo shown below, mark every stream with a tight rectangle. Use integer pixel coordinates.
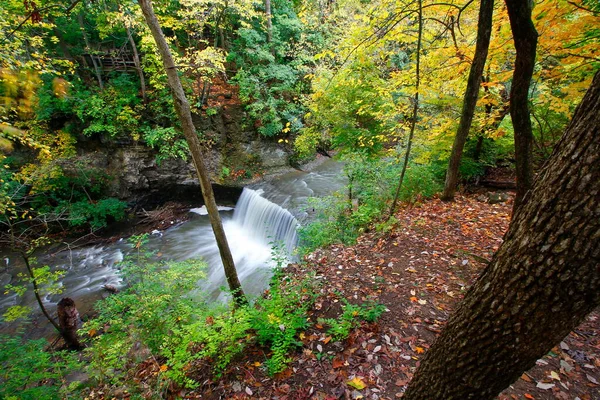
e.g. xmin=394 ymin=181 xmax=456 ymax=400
xmin=0 ymin=159 xmax=345 ymax=335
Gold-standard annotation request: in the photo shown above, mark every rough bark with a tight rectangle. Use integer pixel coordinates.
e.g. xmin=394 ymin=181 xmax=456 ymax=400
xmin=441 ymin=0 xmax=494 ymax=201
xmin=57 ymin=297 xmax=83 ymax=350
xmin=403 ymin=71 xmax=600 ymax=399
xmin=505 ymin=0 xmax=538 ymax=209
xmin=138 ymin=0 xmax=246 ymax=305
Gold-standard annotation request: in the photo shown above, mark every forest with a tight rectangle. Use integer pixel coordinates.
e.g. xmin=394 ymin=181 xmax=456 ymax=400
xmin=0 ymin=0 xmax=599 ymax=398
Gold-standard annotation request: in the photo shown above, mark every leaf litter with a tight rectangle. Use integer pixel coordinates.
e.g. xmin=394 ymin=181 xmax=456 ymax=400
xmin=160 ymin=193 xmax=598 ymax=399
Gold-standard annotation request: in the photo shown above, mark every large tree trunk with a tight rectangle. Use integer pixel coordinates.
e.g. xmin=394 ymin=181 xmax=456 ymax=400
xmin=403 ymin=71 xmax=600 ymax=399
xmin=505 ymin=0 xmax=538 ymax=209
xmin=441 ymin=0 xmax=494 ymax=201
xmin=138 ymin=0 xmax=246 ymax=305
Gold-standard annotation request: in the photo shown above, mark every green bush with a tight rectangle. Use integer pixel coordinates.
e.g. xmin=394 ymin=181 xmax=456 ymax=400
xmin=85 ymin=243 xmax=319 ymax=390
xmin=0 ymin=334 xmax=81 ymax=400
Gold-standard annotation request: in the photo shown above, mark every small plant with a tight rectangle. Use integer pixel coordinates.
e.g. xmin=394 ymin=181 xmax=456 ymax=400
xmin=320 ymin=300 xmax=386 ymax=341
xmin=249 ymin=262 xmax=317 ymax=375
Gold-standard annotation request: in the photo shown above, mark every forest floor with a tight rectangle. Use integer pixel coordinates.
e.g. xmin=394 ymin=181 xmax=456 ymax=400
xmin=181 ymin=192 xmax=600 ymax=400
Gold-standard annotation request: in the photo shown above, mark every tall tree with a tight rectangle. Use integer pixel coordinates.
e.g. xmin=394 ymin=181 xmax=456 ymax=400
xmin=137 ymin=0 xmax=246 ymax=305
xmin=505 ymin=0 xmax=538 ymax=209
xmin=388 ymin=0 xmax=423 ymax=218
xmin=403 ymin=71 xmax=600 ymax=399
xmin=441 ymin=0 xmax=494 ymax=201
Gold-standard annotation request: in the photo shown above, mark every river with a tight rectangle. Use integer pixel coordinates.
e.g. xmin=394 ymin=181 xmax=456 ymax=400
xmin=0 ymin=158 xmax=345 ymax=336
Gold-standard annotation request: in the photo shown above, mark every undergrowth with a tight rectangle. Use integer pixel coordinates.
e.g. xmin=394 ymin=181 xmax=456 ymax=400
xmin=298 ymin=158 xmax=443 ymax=253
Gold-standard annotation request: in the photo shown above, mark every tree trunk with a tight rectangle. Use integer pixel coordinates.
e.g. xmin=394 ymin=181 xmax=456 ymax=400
xmin=441 ymin=0 xmax=494 ymax=201
xmin=138 ymin=0 xmax=246 ymax=305
xmin=403 ymin=71 xmax=600 ymax=399
xmin=387 ymin=0 xmax=422 ymax=219
xmin=57 ymin=297 xmax=83 ymax=350
xmin=78 ymin=13 xmax=104 ymax=89
xmin=127 ymin=26 xmax=147 ymax=103
xmin=505 ymin=0 xmax=538 ymax=209
xmin=265 ymin=0 xmax=273 ymax=46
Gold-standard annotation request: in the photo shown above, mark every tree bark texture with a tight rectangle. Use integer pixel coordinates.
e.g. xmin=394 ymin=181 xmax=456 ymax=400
xmin=57 ymin=297 xmax=83 ymax=350
xmin=403 ymin=71 xmax=600 ymax=400
xmin=265 ymin=0 xmax=273 ymax=45
xmin=505 ymin=0 xmax=538 ymax=209
xmin=442 ymin=0 xmax=494 ymax=201
xmin=138 ymin=0 xmax=246 ymax=305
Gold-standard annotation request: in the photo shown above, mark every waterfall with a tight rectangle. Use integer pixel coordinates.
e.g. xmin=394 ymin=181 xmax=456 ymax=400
xmin=232 ymin=188 xmax=299 ymax=256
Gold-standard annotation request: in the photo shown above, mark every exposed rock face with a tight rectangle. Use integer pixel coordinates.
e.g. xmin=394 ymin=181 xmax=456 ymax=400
xmin=73 ymin=101 xmax=291 ymax=206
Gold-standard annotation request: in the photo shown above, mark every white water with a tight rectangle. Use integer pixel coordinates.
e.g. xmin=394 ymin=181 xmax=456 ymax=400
xmin=0 ymin=158 xmax=345 ymax=330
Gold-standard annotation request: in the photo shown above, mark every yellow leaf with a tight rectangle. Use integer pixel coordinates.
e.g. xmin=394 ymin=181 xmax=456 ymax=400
xmin=253 ymin=361 xmax=261 ymax=367
xmin=415 ymin=347 xmax=425 ymax=354
xmin=347 ymin=376 xmax=367 ymax=390
xmin=160 ymin=364 xmax=168 ymax=372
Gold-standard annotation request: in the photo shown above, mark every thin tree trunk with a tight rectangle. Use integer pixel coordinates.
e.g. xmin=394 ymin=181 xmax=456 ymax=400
xmin=138 ymin=0 xmax=246 ymax=305
xmin=22 ymin=254 xmax=61 ymax=334
xmin=127 ymin=26 xmax=147 ymax=102
xmin=505 ymin=0 xmax=538 ymax=209
xmin=388 ymin=0 xmax=422 ymax=219
xmin=265 ymin=0 xmax=273 ymax=47
xmin=78 ymin=13 xmax=104 ymax=89
xmin=441 ymin=0 xmax=494 ymax=201
xmin=403 ymin=71 xmax=600 ymax=400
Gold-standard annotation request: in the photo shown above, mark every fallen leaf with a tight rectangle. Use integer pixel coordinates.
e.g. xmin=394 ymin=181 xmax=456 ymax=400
xmin=586 ymin=374 xmax=599 ymax=385
xmin=550 ymin=371 xmax=560 ymax=381
xmin=332 ymin=358 xmax=345 ymax=369
xmin=245 ymin=387 xmax=253 ymax=395
xmin=410 ymin=296 xmax=418 ymax=303
xmin=536 ymin=382 xmax=555 ymax=390
xmin=415 ymin=347 xmax=425 ymax=354
xmin=323 ymin=336 xmax=332 ymax=344
xmin=347 ymin=377 xmax=367 ymax=390
xmin=524 ymin=394 xmax=535 ymax=399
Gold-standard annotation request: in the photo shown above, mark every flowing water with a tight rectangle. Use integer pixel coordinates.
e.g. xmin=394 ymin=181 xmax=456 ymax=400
xmin=0 ymin=158 xmax=345 ymax=333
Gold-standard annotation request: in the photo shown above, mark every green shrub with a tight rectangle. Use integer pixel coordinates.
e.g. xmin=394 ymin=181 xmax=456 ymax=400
xmin=84 ymin=257 xmax=207 ymax=385
xmin=0 ymin=334 xmax=81 ymax=400
xmin=85 ymin=244 xmax=319 ymax=389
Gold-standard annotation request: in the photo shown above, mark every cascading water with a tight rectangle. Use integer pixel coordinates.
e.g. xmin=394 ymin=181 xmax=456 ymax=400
xmin=0 ymin=158 xmax=345 ymax=333
xmin=190 ymin=188 xmax=299 ymax=300
xmin=232 ymin=188 xmax=299 ymax=255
